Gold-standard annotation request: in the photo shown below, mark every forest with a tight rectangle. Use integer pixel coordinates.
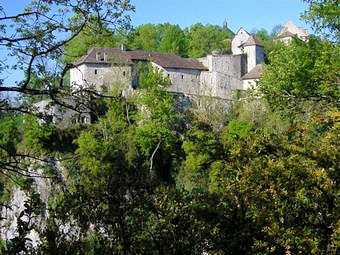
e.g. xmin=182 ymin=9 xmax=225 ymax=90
xmin=0 ymin=0 xmax=339 ymax=254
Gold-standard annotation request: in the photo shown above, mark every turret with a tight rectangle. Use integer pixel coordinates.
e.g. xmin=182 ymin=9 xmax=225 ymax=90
xmin=243 ymin=35 xmax=264 ymax=72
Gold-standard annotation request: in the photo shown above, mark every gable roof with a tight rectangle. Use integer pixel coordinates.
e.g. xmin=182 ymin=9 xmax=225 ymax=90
xmin=234 ymin=27 xmax=250 ymax=37
xmin=277 ymin=30 xmax=295 ymax=38
xmin=74 ymin=47 xmax=133 ymax=66
xmin=74 ymin=48 xmax=208 ymax=70
xmin=243 ymin=35 xmax=263 ymax=47
xmin=277 ymin=21 xmax=309 ymax=39
xmin=241 ymin=64 xmax=263 ymax=80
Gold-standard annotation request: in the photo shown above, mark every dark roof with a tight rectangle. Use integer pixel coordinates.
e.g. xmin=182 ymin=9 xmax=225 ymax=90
xmin=277 ymin=31 xmax=295 ymax=38
xmin=74 ymin=48 xmax=208 ymax=70
xmin=234 ymin=27 xmax=250 ymax=36
xmin=243 ymin=35 xmax=263 ymax=47
xmin=74 ymin=47 xmax=133 ymax=66
xmin=241 ymin=64 xmax=263 ymax=80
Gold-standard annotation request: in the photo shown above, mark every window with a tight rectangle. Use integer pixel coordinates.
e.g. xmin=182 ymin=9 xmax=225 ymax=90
xmin=123 ymin=71 xmax=126 ymax=76
xmin=167 ymin=74 xmax=170 ymax=78
xmin=181 ymin=75 xmax=184 ymax=79
xmin=79 ymin=116 xmax=89 ymax=124
xmin=94 ymin=69 xmax=98 ymax=75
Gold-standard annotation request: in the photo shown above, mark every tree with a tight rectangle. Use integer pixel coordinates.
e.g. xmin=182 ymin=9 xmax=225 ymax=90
xmin=302 ymin=0 xmax=340 ymax=40
xmin=185 ymin=23 xmax=232 ymax=58
xmin=127 ymin=24 xmax=161 ymax=51
xmin=252 ymin=28 xmax=271 ymax=42
xmin=259 ymin=36 xmax=339 ymax=111
xmin=158 ymin=23 xmax=188 ymax=57
xmin=127 ymin=23 xmax=188 ymax=57
xmin=0 ymin=1 xmax=134 ymax=251
xmin=271 ymin=24 xmax=284 ymax=37
xmin=34 ymin=67 xmax=210 ymax=254
xmin=0 ymin=0 xmax=134 ymax=114
xmin=63 ymin=21 xmax=125 ymax=64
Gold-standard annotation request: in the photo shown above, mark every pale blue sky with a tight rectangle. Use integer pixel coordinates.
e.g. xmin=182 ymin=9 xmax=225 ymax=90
xmin=1 ymin=0 xmax=311 ymax=33
xmin=130 ymin=0 xmax=311 ymax=33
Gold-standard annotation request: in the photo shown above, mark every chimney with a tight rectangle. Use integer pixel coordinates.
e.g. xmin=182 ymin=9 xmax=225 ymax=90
xmin=120 ymin=44 xmax=127 ymax=51
xmin=96 ymin=51 xmax=101 ymax=61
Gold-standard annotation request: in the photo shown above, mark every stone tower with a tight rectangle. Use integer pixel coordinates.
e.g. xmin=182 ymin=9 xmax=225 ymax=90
xmin=243 ymin=35 xmax=264 ymax=72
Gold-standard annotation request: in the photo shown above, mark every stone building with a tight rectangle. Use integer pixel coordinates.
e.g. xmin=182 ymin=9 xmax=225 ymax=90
xmin=277 ymin=21 xmax=309 ymax=44
xmin=35 ymin=26 xmax=267 ymax=125
xmin=70 ymin=26 xmax=265 ymax=102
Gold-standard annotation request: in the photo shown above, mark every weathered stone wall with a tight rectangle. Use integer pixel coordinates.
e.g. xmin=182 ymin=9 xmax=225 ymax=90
xmin=33 ymin=99 xmax=91 ymax=127
xmin=71 ymin=63 xmax=133 ymax=96
xmin=83 ymin=63 xmax=132 ymax=92
xmin=151 ymin=63 xmax=202 ymax=96
xmin=165 ymin=68 xmax=201 ymax=95
xmin=199 ymin=54 xmax=245 ymax=99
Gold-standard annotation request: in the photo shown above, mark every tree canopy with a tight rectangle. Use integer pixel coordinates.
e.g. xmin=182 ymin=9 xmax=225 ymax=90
xmin=0 ymin=0 xmax=339 ymax=254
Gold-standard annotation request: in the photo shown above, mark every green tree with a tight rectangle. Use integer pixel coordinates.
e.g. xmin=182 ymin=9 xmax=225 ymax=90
xmin=185 ymin=23 xmax=233 ymax=58
xmin=302 ymin=0 xmax=340 ymax=40
xmin=64 ymin=21 xmax=124 ymax=63
xmin=128 ymin=24 xmax=161 ymax=51
xmin=158 ymin=23 xmax=188 ymax=57
xmin=260 ymin=36 xmax=339 ymax=111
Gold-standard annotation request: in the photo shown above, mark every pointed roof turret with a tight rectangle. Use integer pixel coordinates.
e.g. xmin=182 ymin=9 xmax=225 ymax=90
xmin=243 ymin=35 xmax=263 ymax=47
xmin=241 ymin=64 xmax=263 ymax=80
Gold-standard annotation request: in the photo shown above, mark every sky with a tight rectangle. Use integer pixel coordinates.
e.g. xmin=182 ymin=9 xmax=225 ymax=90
xmin=129 ymin=0 xmax=311 ymax=33
xmin=0 ymin=0 xmax=311 ymax=88
xmin=1 ymin=0 xmax=311 ymax=33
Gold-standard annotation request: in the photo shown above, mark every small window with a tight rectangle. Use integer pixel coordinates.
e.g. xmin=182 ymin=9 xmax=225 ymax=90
xmin=94 ymin=69 xmax=98 ymax=75
xmin=80 ymin=116 xmax=88 ymax=124
xmin=181 ymin=75 xmax=184 ymax=79
xmin=123 ymin=71 xmax=126 ymax=76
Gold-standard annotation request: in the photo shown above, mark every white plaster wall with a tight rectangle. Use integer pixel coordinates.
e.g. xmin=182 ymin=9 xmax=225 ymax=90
xmin=70 ymin=64 xmax=86 ymax=90
xmin=231 ymin=28 xmax=250 ymax=55
xmin=244 ymin=45 xmax=256 ymax=72
xmin=244 ymin=45 xmax=264 ymax=73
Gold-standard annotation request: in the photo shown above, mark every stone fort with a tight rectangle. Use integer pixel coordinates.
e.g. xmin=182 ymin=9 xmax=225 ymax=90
xmin=34 ymin=22 xmax=308 ymax=125
xmin=70 ymin=27 xmax=265 ymax=101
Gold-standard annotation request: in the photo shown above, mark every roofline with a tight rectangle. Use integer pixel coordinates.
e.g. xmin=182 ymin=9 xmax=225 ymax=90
xmin=234 ymin=27 xmax=250 ymax=37
xmin=160 ymin=66 xmax=208 ymax=71
xmin=73 ymin=47 xmax=208 ymax=70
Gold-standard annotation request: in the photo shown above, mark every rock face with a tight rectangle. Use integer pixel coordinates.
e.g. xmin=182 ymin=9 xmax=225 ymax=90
xmin=0 ymin=167 xmax=53 ymax=249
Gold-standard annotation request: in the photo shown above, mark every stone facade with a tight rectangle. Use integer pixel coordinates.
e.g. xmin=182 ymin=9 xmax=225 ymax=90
xmin=70 ymin=63 xmax=133 ymax=94
xmin=65 ymin=26 xmax=269 ymax=124
xmin=277 ymin=21 xmax=309 ymax=44
xmin=151 ymin=62 xmax=202 ymax=95
xmin=198 ymin=54 xmax=246 ymax=99
xmin=69 ymin=27 xmax=264 ymax=101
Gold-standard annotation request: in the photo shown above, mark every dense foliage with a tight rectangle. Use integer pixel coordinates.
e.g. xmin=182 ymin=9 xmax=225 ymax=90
xmin=0 ymin=0 xmax=339 ymax=254
xmin=64 ymin=22 xmax=235 ymax=61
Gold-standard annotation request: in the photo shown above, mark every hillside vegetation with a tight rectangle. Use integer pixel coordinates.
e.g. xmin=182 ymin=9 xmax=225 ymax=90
xmin=0 ymin=0 xmax=338 ymax=254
